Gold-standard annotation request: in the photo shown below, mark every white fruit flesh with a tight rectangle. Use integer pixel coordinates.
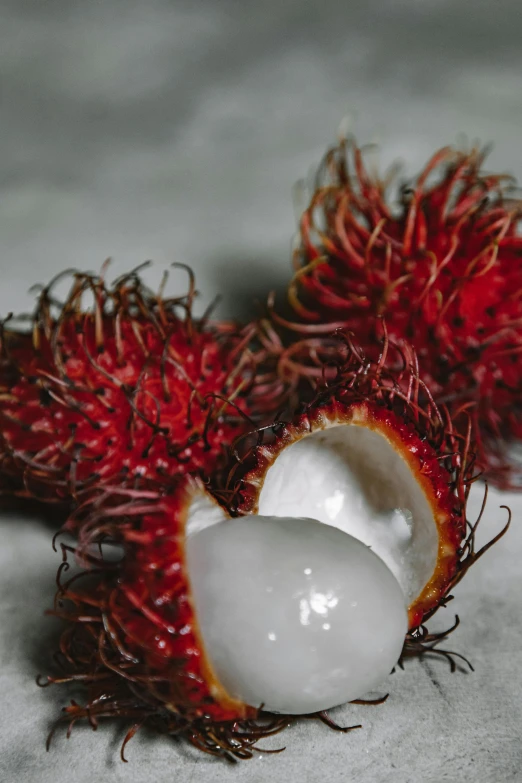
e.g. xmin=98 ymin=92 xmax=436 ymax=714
xmin=257 ymin=424 xmax=439 ymax=604
xmin=186 ymin=514 xmax=407 ymax=715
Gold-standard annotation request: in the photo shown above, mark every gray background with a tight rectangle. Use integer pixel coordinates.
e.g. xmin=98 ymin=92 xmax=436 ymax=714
xmin=1 ymin=1 xmax=522 ymax=781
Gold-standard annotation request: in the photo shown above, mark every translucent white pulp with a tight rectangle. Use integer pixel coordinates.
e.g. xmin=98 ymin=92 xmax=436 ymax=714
xmin=186 ymin=514 xmax=408 ymax=715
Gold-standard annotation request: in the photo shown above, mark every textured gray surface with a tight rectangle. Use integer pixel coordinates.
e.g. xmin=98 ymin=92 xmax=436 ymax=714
xmin=1 ymin=1 xmax=522 ymax=781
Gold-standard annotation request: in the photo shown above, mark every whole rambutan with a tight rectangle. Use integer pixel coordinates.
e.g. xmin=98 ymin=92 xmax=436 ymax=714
xmin=0 ymin=264 xmax=284 ymax=504
xmin=41 ymin=333 xmax=508 ymax=761
xmin=279 ymin=137 xmax=522 ymax=486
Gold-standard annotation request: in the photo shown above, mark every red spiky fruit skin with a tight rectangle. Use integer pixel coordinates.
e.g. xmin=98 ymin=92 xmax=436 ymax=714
xmin=0 ymin=270 xmax=265 ymax=503
xmin=55 ymin=480 xmax=253 ymax=721
xmin=287 ymin=139 xmax=522 ymax=486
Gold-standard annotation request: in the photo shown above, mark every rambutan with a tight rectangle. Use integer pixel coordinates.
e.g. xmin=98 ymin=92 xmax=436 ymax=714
xmin=41 ymin=333 xmax=508 ymax=761
xmin=0 ymin=264 xmax=284 ymax=504
xmin=280 ymin=137 xmax=522 ymax=487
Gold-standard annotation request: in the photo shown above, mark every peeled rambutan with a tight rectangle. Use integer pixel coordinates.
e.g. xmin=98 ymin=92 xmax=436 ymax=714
xmin=281 ymin=137 xmax=522 ymax=487
xmin=0 ymin=264 xmax=283 ymax=504
xmin=41 ymin=333 xmax=508 ymax=761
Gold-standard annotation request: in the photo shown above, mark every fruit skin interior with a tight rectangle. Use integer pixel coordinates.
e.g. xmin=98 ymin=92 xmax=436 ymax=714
xmin=237 ymin=400 xmax=465 ymax=629
xmin=109 ymin=483 xmax=256 ymax=723
xmin=186 ymin=513 xmax=408 ymax=715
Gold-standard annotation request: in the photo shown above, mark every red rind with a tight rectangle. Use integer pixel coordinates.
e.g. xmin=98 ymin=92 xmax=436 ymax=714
xmin=285 ymin=138 xmax=522 ymax=487
xmin=0 ymin=268 xmax=276 ymax=503
xmin=51 ymin=479 xmax=254 ymax=722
